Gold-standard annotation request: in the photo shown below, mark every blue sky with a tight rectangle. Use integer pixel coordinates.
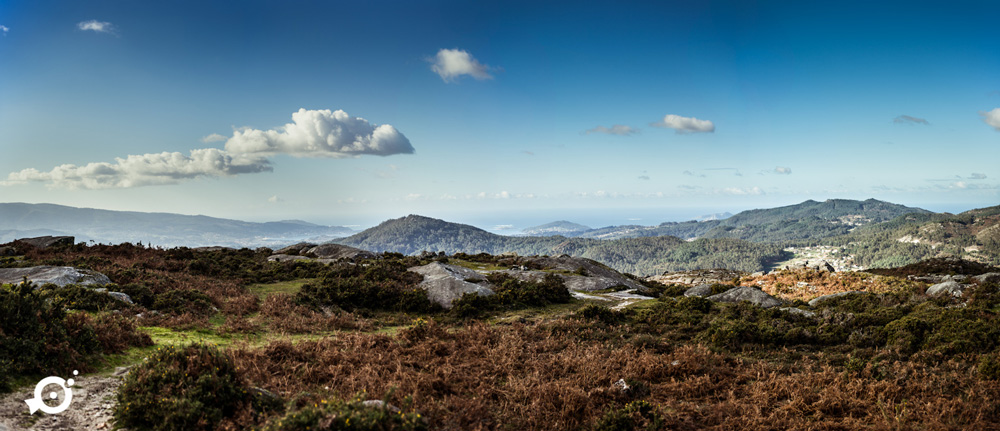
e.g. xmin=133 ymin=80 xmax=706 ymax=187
xmin=1 ymin=1 xmax=998 ymax=230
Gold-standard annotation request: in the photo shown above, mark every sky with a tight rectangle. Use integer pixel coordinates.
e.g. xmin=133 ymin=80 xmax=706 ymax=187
xmin=1 ymin=0 xmax=998 ymax=231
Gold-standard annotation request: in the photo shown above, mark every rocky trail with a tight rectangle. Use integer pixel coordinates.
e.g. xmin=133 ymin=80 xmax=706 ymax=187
xmin=0 ymin=368 xmax=128 ymax=431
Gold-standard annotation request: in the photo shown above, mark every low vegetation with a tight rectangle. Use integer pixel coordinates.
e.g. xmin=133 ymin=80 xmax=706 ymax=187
xmin=2 ymin=241 xmax=1000 ymax=429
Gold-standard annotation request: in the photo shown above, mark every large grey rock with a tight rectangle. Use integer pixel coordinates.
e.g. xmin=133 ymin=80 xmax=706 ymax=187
xmin=361 ymin=400 xmax=401 ymax=414
xmin=16 ymin=235 xmax=75 ymax=249
xmin=305 ymin=244 xmax=375 ymax=261
xmin=973 ymin=272 xmax=1000 ymax=284
xmin=408 ymin=262 xmax=493 ymax=309
xmin=267 ymin=254 xmax=312 ymax=263
xmin=107 ymin=291 xmax=134 ymax=304
xmin=781 ymin=307 xmax=817 ymax=318
xmin=496 ymin=269 xmax=641 ymax=293
xmin=683 ymin=284 xmax=713 ymax=297
xmin=0 ymin=265 xmax=111 ymax=287
xmin=807 ymin=291 xmax=868 ymax=307
xmin=706 ymin=286 xmax=782 ymax=309
xmin=648 ymin=268 xmax=745 ymax=287
xmin=926 ymin=280 xmax=966 ymax=297
xmin=784 ymin=260 xmax=835 ymax=272
xmin=275 ymin=242 xmax=318 ymax=255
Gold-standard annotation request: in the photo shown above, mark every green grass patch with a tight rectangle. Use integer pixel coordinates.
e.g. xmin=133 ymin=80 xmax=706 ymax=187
xmin=448 ymin=259 xmax=507 ymax=272
xmin=248 ymin=279 xmax=314 ymax=298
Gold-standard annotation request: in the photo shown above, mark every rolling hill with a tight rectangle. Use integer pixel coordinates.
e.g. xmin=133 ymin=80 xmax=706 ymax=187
xmin=0 ymin=202 xmax=355 ymax=248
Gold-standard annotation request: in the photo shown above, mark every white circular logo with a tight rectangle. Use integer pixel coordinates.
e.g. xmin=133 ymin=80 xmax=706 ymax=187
xmin=24 ymin=371 xmax=77 ymax=415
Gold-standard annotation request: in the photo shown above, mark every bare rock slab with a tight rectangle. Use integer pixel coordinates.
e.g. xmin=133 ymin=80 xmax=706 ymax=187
xmin=408 ymin=262 xmax=493 ymax=309
xmin=706 ymin=286 xmax=782 ymax=309
xmin=0 ymin=265 xmax=111 ymax=287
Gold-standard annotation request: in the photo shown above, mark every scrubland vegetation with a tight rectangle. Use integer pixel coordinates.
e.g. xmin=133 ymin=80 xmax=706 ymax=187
xmin=2 ymin=241 xmax=1000 ymax=429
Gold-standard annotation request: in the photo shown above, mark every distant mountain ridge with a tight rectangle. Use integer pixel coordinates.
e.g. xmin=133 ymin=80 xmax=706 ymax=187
xmin=0 ymin=203 xmax=355 ymax=248
xmin=551 ymin=199 xmax=928 ymax=241
xmin=520 ymin=220 xmax=592 ymax=236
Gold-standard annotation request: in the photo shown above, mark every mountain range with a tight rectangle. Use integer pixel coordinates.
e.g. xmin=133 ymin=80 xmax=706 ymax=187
xmin=0 ymin=203 xmax=355 ymax=248
xmin=2 ymin=199 xmax=997 ymax=276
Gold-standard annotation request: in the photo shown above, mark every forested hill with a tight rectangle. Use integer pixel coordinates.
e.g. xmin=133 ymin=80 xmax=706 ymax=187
xmin=337 ymin=215 xmax=788 ymax=275
xmin=576 ymin=198 xmax=929 ymax=241
xmin=818 ymin=205 xmax=1000 ymax=268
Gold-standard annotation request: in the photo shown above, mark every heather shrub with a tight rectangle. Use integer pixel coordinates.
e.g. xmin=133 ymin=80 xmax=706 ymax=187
xmin=978 ymin=354 xmax=1000 ymax=380
xmin=114 ymin=343 xmax=251 ymax=431
xmin=153 ymin=289 xmax=215 ymax=315
xmin=593 ymin=400 xmax=664 ymax=431
xmin=258 ymin=394 xmax=427 ymax=431
xmin=39 ymin=283 xmax=127 ymax=311
xmin=574 ymin=304 xmax=624 ymax=325
xmin=0 ymin=283 xmax=100 ymax=392
xmin=116 ymin=283 xmax=155 ymax=308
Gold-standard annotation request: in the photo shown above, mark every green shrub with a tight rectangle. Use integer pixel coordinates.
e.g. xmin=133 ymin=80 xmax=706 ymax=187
xmin=38 ymin=284 xmax=126 ymax=312
xmin=574 ymin=304 xmax=623 ymax=325
xmin=259 ymin=394 xmax=427 ymax=431
xmin=117 ymin=283 xmax=155 ymax=308
xmin=978 ymin=354 xmax=1000 ymax=380
xmin=153 ymin=289 xmax=215 ymax=315
xmin=675 ymin=296 xmax=713 ymax=314
xmin=449 ymin=293 xmax=496 ymax=319
xmin=0 ymin=282 xmax=102 ymax=392
xmin=114 ymin=343 xmax=251 ymax=431
xmin=593 ymin=400 xmax=664 ymax=431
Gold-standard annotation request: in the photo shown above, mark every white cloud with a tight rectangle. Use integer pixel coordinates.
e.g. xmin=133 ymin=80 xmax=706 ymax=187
xmin=77 ymin=20 xmax=115 ymax=34
xmin=720 ymin=186 xmax=764 ymax=196
xmin=774 ymin=166 xmax=792 ymax=175
xmin=893 ymin=115 xmax=929 ymax=125
xmin=981 ymin=108 xmax=1000 ymax=131
xmin=3 ymin=149 xmax=271 ymax=189
xmin=493 ymin=224 xmax=515 ymax=231
xmin=267 ymin=195 xmax=281 ymax=203
xmin=651 ymin=114 xmax=715 ymax=134
xmin=201 ymin=133 xmax=228 ymax=143
xmin=404 ymin=193 xmax=423 ymax=201
xmin=224 ymin=108 xmax=413 ymax=158
xmin=1 ymin=25 xmax=9 ymax=35
xmin=638 ymin=175 xmax=650 ymax=180
xmin=429 ymin=48 xmax=494 ymax=82
xmin=585 ymin=125 xmax=639 ymax=136
xmin=970 ymin=173 xmax=988 ymax=180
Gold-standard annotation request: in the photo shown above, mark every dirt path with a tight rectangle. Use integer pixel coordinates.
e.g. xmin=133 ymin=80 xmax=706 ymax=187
xmin=0 ymin=368 xmax=128 ymax=431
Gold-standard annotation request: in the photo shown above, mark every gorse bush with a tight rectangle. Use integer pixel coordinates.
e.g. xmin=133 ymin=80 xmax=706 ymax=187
xmin=153 ymin=289 xmax=215 ymax=315
xmin=593 ymin=400 xmax=665 ymax=431
xmin=449 ymin=273 xmax=573 ymax=318
xmin=38 ymin=283 xmax=128 ymax=312
xmin=114 ymin=343 xmax=252 ymax=431
xmin=0 ymin=282 xmax=148 ymax=393
xmin=297 ymin=259 xmax=439 ymax=313
xmin=259 ymin=394 xmax=427 ymax=431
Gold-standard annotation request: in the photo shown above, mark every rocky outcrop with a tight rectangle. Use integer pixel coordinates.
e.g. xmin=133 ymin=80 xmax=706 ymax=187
xmin=926 ymin=280 xmax=967 ymax=297
xmin=973 ymin=272 xmax=1000 ymax=284
xmin=16 ymin=235 xmax=75 ymax=249
xmin=267 ymin=254 xmax=312 ymax=263
xmin=683 ymin=284 xmax=713 ymax=297
xmin=306 ymin=244 xmax=375 ymax=260
xmin=706 ymin=286 xmax=782 ymax=308
xmin=0 ymin=266 xmax=111 ymax=287
xmin=275 ymin=242 xmax=318 ymax=255
xmin=784 ymin=260 xmax=835 ymax=272
xmin=408 ymin=262 xmax=494 ymax=309
xmin=498 ymin=255 xmax=647 ymax=292
xmin=647 ymin=269 xmax=745 ymax=287
xmin=807 ymin=291 xmax=868 ymax=307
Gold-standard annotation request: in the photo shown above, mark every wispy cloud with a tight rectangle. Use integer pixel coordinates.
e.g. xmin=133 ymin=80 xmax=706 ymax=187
xmin=893 ymin=115 xmax=929 ymax=125
xmin=3 ymin=149 xmax=271 ymax=189
xmin=224 ymin=108 xmax=414 ymax=158
xmin=584 ymin=125 xmax=639 ymax=136
xmin=201 ymin=133 xmax=227 ymax=143
xmin=77 ymin=20 xmax=115 ymax=34
xmin=638 ymin=175 xmax=650 ymax=180
xmin=651 ymin=114 xmax=715 ymax=134
xmin=720 ymin=186 xmax=764 ymax=196
xmin=981 ymin=108 xmax=1000 ymax=131
xmin=0 ymin=25 xmax=9 ymax=35
xmin=774 ymin=166 xmax=792 ymax=175
xmin=267 ymin=195 xmax=282 ymax=203
xmin=429 ymin=48 xmax=494 ymax=82
xmin=970 ymin=173 xmax=988 ymax=180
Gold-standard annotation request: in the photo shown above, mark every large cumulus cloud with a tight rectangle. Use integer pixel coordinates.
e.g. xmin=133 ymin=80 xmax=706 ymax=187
xmin=224 ymin=109 xmax=413 ymax=158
